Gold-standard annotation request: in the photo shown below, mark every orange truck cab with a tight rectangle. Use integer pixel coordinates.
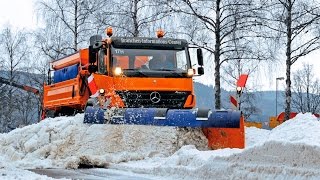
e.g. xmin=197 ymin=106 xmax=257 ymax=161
xmin=42 ymin=33 xmax=204 ymax=117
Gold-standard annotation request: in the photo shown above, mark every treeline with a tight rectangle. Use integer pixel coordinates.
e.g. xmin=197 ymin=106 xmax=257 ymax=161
xmin=0 ymin=0 xmax=319 ymax=132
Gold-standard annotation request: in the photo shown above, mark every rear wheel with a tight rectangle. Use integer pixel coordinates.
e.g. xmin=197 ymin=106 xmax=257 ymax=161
xmin=43 ymin=107 xmax=81 ymax=119
xmin=58 ymin=107 xmax=80 ymax=116
xmin=45 ymin=110 xmax=56 ymax=118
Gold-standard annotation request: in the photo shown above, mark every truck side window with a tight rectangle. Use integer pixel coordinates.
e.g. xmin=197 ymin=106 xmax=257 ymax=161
xmin=98 ymin=50 xmax=107 ymax=74
xmin=176 ymin=50 xmax=188 ymax=70
xmin=48 ymin=64 xmax=55 ymax=84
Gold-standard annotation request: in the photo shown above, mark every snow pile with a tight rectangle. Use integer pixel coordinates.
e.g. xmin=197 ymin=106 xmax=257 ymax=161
xmin=268 ymin=113 xmax=320 ymax=145
xmin=110 ymin=113 xmax=320 ymax=179
xmin=1 ymin=112 xmax=320 ymax=179
xmin=0 ymin=114 xmax=207 ymax=170
xmin=245 ymin=126 xmax=270 ymax=147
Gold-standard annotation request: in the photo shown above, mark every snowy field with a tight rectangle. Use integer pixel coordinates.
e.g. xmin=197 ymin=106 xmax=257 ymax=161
xmin=0 ymin=113 xmax=320 ymax=179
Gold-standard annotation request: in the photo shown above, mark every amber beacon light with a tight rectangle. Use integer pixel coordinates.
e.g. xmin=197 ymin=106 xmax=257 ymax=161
xmin=106 ymin=27 xmax=113 ymax=37
xmin=156 ymin=29 xmax=164 ymax=38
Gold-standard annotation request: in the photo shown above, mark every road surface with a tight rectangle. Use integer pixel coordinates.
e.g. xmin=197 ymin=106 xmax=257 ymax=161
xmin=29 ymin=168 xmax=157 ymax=180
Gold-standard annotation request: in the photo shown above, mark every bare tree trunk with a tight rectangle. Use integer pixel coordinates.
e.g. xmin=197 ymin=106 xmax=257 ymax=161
xmin=74 ymin=0 xmax=78 ymax=51
xmin=285 ymin=2 xmax=292 ymax=121
xmin=306 ymin=72 xmax=310 ymax=111
xmin=133 ymin=0 xmax=140 ymax=37
xmin=285 ymin=60 xmax=292 ymax=120
xmin=214 ymin=0 xmax=221 ymax=109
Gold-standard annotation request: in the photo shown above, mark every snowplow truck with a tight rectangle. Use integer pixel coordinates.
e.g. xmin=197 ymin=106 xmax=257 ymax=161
xmin=42 ymin=29 xmax=245 ymax=149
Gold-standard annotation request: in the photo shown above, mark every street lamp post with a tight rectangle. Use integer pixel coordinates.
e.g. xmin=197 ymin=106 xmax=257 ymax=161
xmin=276 ymin=77 xmax=285 ymax=116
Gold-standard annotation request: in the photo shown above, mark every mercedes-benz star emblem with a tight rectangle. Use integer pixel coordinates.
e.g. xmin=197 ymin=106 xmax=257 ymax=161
xmin=150 ymin=91 xmax=161 ymax=103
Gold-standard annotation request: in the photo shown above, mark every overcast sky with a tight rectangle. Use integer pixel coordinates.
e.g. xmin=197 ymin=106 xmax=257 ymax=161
xmin=0 ymin=0 xmax=37 ymax=29
xmin=0 ymin=0 xmax=319 ymax=91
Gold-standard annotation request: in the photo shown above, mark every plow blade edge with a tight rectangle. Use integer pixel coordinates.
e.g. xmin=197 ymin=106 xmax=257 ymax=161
xmin=84 ymin=107 xmax=241 ymax=128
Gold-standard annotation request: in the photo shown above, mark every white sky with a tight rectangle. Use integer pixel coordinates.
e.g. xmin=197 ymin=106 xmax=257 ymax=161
xmin=0 ymin=0 xmax=37 ymax=29
xmin=0 ymin=0 xmax=319 ymax=91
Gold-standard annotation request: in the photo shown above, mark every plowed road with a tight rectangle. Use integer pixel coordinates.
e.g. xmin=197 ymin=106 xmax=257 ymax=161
xmin=29 ymin=168 xmax=156 ymax=180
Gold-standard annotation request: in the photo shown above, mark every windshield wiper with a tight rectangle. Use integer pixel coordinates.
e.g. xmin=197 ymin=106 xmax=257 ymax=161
xmin=151 ymin=69 xmax=185 ymax=77
xmin=124 ymin=68 xmax=185 ymax=77
xmin=124 ymin=69 xmax=149 ymax=76
xmin=152 ymin=69 xmax=173 ymax=71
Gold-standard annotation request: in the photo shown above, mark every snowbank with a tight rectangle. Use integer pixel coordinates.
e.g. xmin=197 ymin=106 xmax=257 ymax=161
xmin=0 ymin=114 xmax=207 ymax=170
xmin=110 ymin=113 xmax=320 ymax=179
xmin=268 ymin=113 xmax=320 ymax=146
xmin=1 ymin=112 xmax=320 ymax=179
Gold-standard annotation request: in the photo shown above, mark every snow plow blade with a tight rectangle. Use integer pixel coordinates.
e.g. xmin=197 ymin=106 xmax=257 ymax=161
xmin=84 ymin=107 xmax=245 ymax=149
xmin=84 ymin=107 xmax=240 ymax=128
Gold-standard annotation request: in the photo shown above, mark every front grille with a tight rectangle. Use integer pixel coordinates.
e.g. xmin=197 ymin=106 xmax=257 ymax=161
xmin=116 ymin=91 xmax=190 ymax=108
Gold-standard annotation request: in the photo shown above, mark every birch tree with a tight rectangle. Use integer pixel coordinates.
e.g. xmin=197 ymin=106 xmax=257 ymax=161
xmin=167 ymin=0 xmax=268 ymax=109
xmin=292 ymin=63 xmax=320 ymax=114
xmin=36 ymin=0 xmax=105 ymax=57
xmin=262 ymin=0 xmax=320 ymax=120
xmin=0 ymin=27 xmax=30 ymax=132
xmin=97 ymin=0 xmax=170 ymax=37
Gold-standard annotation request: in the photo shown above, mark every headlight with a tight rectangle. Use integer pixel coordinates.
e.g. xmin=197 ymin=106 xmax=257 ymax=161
xmin=114 ymin=67 xmax=122 ymax=76
xmin=99 ymin=89 xmax=105 ymax=95
xmin=187 ymin=69 xmax=194 ymax=77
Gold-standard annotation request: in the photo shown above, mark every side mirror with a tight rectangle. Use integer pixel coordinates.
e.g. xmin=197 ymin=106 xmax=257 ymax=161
xmin=90 ymin=35 xmax=102 ymax=46
xmin=89 ymin=35 xmax=103 ymax=64
xmin=93 ymin=42 xmax=103 ymax=49
xmin=198 ymin=67 xmax=204 ymax=75
xmin=197 ymin=48 xmax=203 ymax=66
xmin=88 ymin=64 xmax=98 ymax=73
xmin=89 ymin=46 xmax=97 ymax=63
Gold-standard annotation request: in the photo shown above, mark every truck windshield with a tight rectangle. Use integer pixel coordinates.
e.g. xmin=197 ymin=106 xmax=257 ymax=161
xmin=110 ymin=48 xmax=190 ymax=76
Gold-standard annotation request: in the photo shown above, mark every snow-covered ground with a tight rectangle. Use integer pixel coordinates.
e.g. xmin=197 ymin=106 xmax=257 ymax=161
xmin=0 ymin=113 xmax=320 ymax=179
